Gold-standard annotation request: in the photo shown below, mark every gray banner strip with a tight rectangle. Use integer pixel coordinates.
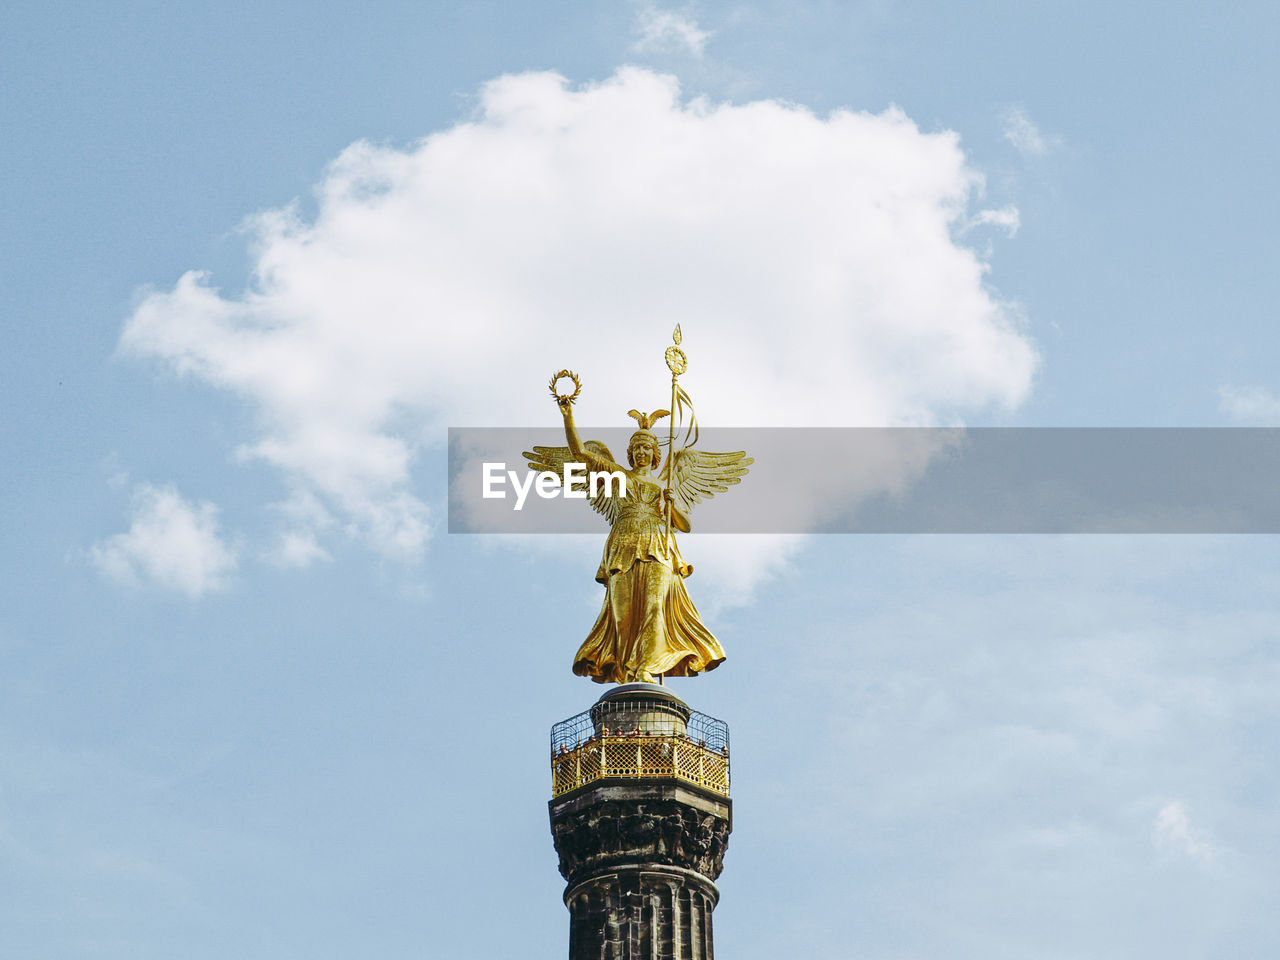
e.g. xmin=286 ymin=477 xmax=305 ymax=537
xmin=448 ymin=428 xmax=1280 ymax=534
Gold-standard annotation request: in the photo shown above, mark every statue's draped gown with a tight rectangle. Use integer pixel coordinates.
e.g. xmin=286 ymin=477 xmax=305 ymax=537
xmin=572 ymin=463 xmax=725 ymax=684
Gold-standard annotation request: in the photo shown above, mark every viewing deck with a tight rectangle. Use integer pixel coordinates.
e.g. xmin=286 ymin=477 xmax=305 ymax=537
xmin=551 ymin=732 xmax=730 ymax=797
xmin=551 ymin=690 xmax=730 ymax=798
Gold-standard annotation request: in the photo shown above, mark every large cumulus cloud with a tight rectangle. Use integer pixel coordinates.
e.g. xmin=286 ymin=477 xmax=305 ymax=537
xmin=122 ymin=67 xmax=1036 ymax=570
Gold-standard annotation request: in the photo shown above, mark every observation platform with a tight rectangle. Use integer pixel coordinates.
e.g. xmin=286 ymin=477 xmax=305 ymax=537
xmin=550 ymin=683 xmax=730 ymax=798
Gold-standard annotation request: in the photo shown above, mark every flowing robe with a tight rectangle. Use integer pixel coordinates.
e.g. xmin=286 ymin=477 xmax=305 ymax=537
xmin=572 ymin=464 xmax=725 ymax=684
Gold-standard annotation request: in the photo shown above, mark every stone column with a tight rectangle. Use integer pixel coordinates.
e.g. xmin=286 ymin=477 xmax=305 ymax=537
xmin=550 ymin=685 xmax=732 ymax=960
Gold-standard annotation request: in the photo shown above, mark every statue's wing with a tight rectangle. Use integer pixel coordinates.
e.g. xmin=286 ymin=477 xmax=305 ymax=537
xmin=667 ymin=447 xmax=753 ymax=517
xmin=522 ymin=441 xmax=623 ymax=524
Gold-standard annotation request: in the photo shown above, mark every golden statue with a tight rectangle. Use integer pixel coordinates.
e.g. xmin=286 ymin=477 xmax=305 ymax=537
xmin=525 ymin=328 xmax=752 ymax=684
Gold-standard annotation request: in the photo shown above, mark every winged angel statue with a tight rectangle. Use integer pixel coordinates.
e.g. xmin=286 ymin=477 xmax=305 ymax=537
xmin=525 ymin=358 xmax=752 ymax=685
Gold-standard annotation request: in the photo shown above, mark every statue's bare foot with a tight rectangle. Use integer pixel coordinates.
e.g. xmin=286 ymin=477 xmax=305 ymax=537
xmin=638 ymin=670 xmax=658 ymax=684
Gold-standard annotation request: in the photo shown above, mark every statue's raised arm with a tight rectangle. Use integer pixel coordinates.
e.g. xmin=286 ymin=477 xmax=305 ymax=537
xmin=522 ymin=370 xmax=628 ymax=526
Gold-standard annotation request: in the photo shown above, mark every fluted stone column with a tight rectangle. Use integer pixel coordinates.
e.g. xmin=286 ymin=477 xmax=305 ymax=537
xmin=550 ymin=685 xmax=732 ymax=960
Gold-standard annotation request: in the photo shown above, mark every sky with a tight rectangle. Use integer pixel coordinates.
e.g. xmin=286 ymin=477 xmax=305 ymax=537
xmin=3 ymin=1 xmax=1280 ymax=957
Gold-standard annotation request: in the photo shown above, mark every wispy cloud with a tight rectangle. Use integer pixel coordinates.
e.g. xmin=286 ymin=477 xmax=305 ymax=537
xmin=1002 ymin=105 xmax=1057 ymax=157
xmin=965 ymin=204 xmax=1021 ymax=237
xmin=266 ymin=530 xmax=330 ymax=569
xmin=90 ymin=483 xmax=237 ymax=597
xmin=1218 ymin=384 xmax=1280 ymax=424
xmin=632 ymin=2 xmax=711 ymax=57
xmin=263 ymin=490 xmax=334 ymax=569
xmin=1153 ymin=800 xmax=1215 ymax=863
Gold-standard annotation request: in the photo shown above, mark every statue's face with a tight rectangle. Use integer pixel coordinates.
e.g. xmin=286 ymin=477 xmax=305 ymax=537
xmin=629 ymin=437 xmax=658 ymax=469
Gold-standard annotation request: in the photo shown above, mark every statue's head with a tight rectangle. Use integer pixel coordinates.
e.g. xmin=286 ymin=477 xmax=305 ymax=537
xmin=625 ymin=409 xmax=669 ymax=471
xmin=627 ymin=431 xmax=661 ymax=470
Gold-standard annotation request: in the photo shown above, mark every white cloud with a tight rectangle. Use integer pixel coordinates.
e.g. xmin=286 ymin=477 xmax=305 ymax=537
xmin=266 ymin=530 xmax=331 ymax=569
xmin=1218 ymin=384 xmax=1280 ymax=424
xmin=262 ymin=490 xmax=334 ymax=569
xmin=632 ymin=2 xmax=711 ymax=57
xmin=1153 ymin=800 xmax=1215 ymax=864
xmin=122 ymin=68 xmax=1038 ymax=591
xmin=1002 ymin=105 xmax=1056 ymax=157
xmin=966 ymin=204 xmax=1021 ymax=237
xmin=90 ymin=484 xmax=238 ymax=597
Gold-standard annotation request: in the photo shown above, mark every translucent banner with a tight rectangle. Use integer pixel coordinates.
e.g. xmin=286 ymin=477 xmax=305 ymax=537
xmin=448 ymin=427 xmax=1280 ymax=534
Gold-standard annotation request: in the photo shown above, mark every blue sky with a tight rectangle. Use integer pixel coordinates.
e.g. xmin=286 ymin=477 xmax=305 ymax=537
xmin=3 ymin=2 xmax=1280 ymax=957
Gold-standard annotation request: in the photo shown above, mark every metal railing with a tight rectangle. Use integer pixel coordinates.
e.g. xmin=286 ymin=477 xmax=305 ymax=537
xmin=551 ymin=732 xmax=730 ymax=797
